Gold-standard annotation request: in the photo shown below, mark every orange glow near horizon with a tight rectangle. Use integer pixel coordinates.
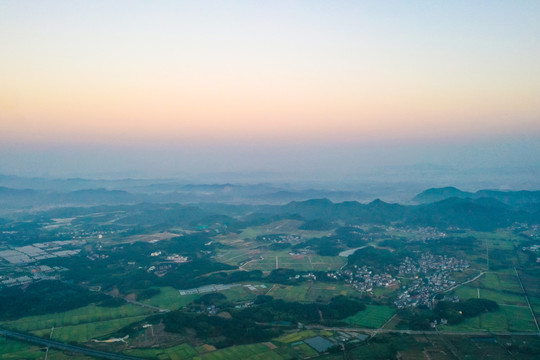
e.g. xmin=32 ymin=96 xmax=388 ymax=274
xmin=1 ymin=1 xmax=540 ymax=147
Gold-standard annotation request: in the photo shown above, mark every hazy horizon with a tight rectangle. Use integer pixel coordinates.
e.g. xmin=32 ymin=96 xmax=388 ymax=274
xmin=1 ymin=1 xmax=539 ymax=188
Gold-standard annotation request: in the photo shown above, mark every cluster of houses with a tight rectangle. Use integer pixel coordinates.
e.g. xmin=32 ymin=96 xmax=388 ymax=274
xmin=288 ymin=273 xmax=317 ymax=281
xmin=521 ymin=244 xmax=540 ymax=263
xmin=327 ymin=265 xmax=399 ymax=293
xmin=258 ymin=234 xmax=304 ymax=245
xmin=395 ymin=253 xmax=469 ymax=308
xmin=386 ymin=226 xmax=447 ymax=242
xmin=399 ymin=253 xmax=469 ymax=275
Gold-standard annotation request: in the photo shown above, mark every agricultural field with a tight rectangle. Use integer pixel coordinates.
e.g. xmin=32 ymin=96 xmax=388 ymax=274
xmin=234 ymin=220 xmax=335 ymax=241
xmin=213 ymin=248 xmax=262 ymax=267
xmin=142 ymin=282 xmax=270 ymax=311
xmin=0 ymin=303 xmax=152 ymax=343
xmin=126 ymin=343 xmax=198 ymax=360
xmin=478 ymin=272 xmax=524 ymax=293
xmin=265 ymin=282 xmax=358 ymax=303
xmin=1 ymin=184 xmax=540 ymax=359
xmin=452 ymin=284 xmax=528 ymax=306
xmin=290 ymin=342 xmax=319 ymax=358
xmin=275 ymin=330 xmax=333 ymax=344
xmin=459 ymin=231 xmax=522 ymax=250
xmin=142 ymin=286 xmax=201 ymax=310
xmin=0 ymin=338 xmax=45 ymax=360
xmin=193 ymin=343 xmax=286 ymax=360
xmin=216 ymin=248 xmax=345 ymax=272
xmin=520 ymin=273 xmax=540 ymax=298
xmin=0 ymin=338 xmax=93 ymax=360
xmin=344 ymin=305 xmax=396 ymax=328
xmin=440 ymin=305 xmax=537 ymax=332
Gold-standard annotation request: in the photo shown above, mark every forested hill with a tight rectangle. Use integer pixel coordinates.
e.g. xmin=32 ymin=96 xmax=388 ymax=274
xmin=275 ymin=197 xmax=538 ymax=231
xmin=413 ymin=187 xmax=540 ymax=211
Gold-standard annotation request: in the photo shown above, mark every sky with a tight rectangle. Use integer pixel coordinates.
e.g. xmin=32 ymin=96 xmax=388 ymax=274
xmin=1 ymin=1 xmax=539 ymax=184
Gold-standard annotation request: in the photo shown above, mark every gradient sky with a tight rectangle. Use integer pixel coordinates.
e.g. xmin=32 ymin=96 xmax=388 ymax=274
xmin=1 ymin=1 xmax=539 ymax=181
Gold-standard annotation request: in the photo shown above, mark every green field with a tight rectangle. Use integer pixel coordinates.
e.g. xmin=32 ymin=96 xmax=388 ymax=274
xmin=459 ymin=231 xmax=522 ymax=250
xmin=520 ymin=273 xmax=540 ymax=298
xmin=477 ymin=288 xmax=528 ymax=306
xmin=527 ymin=296 xmax=540 ymax=316
xmin=0 ymin=303 xmax=152 ymax=343
xmin=266 ymin=283 xmax=313 ymax=302
xmin=142 ymin=286 xmax=200 ymax=310
xmin=233 ymin=250 xmax=345 ymax=272
xmin=126 ymin=343 xmax=198 ymax=360
xmin=143 ymin=283 xmax=270 ymax=311
xmin=452 ymin=285 xmax=527 ymax=306
xmin=213 ymin=220 xmax=340 ymax=273
xmin=344 ymin=305 xmax=396 ymax=328
xmin=476 ymin=272 xmax=523 ymax=293
xmin=0 ymin=338 xmax=92 ymax=359
xmin=0 ymin=338 xmax=45 ymax=360
xmin=214 ymin=248 xmax=263 ymax=266
xmin=443 ymin=267 xmax=538 ymax=333
xmin=441 ymin=305 xmax=536 ymax=332
xmin=193 ymin=343 xmax=284 ymax=360
xmin=266 ymin=283 xmax=358 ymax=303
xmin=235 ymin=220 xmax=335 ymax=240
xmin=291 ymin=343 xmax=319 ymax=358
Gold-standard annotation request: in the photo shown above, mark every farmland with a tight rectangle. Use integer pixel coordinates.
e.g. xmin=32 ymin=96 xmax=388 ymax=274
xmin=345 ymin=305 xmax=396 ymax=328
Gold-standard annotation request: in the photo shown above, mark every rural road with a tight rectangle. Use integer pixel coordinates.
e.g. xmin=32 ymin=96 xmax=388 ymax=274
xmin=306 ymin=324 xmax=540 ymax=337
xmin=0 ymin=328 xmax=142 ymax=360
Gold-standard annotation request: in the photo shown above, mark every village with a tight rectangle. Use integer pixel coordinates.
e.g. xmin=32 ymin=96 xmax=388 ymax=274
xmin=394 ymin=253 xmax=469 ymax=308
xmin=325 ymin=252 xmax=469 ymax=309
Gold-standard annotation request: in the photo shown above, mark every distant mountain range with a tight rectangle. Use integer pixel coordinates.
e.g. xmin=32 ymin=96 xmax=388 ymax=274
xmin=413 ymin=186 xmax=540 ymax=211
xmin=269 ymin=196 xmax=538 ymax=231
xmin=0 ymin=183 xmax=367 ymax=209
xmin=1 ymin=177 xmax=539 ymax=231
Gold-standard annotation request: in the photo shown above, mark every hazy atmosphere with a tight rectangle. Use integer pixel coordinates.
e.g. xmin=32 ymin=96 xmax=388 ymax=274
xmin=1 ymin=1 xmax=539 ymax=187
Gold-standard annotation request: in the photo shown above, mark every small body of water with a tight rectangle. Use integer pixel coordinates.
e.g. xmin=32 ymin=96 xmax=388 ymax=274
xmin=338 ymin=245 xmax=368 ymax=257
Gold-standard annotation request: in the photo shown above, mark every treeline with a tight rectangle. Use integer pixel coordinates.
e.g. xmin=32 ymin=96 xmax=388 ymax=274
xmin=163 ymin=311 xmax=280 ymax=348
xmin=163 ymin=295 xmax=365 ymax=347
xmin=347 ymin=246 xmax=405 ymax=273
xmin=237 ymin=295 xmax=365 ymax=324
xmin=0 ymin=280 xmax=113 ymax=321
xmin=399 ymin=298 xmax=499 ymax=330
xmin=434 ymin=298 xmax=499 ymax=324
